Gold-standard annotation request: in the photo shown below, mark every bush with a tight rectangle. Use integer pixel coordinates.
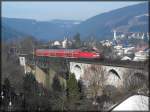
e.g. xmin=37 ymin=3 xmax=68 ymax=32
xmin=66 ymin=73 xmax=80 ymax=110
xmin=23 ymin=73 xmax=38 ymax=95
xmin=67 ymin=73 xmax=80 ymax=99
xmin=52 ymin=75 xmax=62 ymax=92
xmin=103 ymin=85 xmax=123 ymax=103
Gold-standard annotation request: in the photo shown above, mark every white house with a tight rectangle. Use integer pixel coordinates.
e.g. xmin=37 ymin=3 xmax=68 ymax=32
xmin=133 ymin=51 xmax=149 ymax=61
xmin=53 ymin=41 xmax=61 ymax=46
xmin=19 ymin=56 xmax=26 ymax=74
xmin=121 ymin=56 xmax=132 ymax=61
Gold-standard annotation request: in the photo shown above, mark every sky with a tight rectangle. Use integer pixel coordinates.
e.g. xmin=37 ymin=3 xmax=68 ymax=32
xmin=2 ymin=1 xmax=145 ymax=21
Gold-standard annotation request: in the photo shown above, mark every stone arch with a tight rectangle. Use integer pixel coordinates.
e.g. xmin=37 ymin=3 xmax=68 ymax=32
xmin=126 ymin=72 xmax=148 ymax=92
xmin=75 ymin=65 xmax=81 ymax=70
xmin=129 ymin=72 xmax=146 ymax=84
xmin=109 ymin=69 xmax=121 ymax=79
xmin=73 ymin=64 xmax=82 ymax=80
xmin=106 ymin=69 xmax=121 ymax=88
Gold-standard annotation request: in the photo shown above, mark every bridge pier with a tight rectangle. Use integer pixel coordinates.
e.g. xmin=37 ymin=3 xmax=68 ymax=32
xmin=25 ymin=57 xmax=68 ymax=91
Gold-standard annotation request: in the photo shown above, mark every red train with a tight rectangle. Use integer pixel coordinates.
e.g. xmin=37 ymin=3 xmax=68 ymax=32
xmin=35 ymin=48 xmax=101 ymax=59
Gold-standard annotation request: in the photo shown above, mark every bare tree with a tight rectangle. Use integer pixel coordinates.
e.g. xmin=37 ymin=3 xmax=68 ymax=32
xmin=83 ymin=64 xmax=107 ymax=104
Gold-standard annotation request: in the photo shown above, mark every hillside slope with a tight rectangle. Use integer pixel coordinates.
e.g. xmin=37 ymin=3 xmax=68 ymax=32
xmin=2 ymin=3 xmax=148 ymax=41
xmin=72 ymin=3 xmax=148 ymax=40
xmin=2 ymin=18 xmax=81 ymax=40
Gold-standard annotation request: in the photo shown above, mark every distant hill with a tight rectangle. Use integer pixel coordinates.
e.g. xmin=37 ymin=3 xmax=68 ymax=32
xmin=2 ymin=3 xmax=148 ymax=41
xmin=2 ymin=24 xmax=29 ymax=42
xmin=72 ymin=3 xmax=148 ymax=40
xmin=2 ymin=18 xmax=81 ymax=41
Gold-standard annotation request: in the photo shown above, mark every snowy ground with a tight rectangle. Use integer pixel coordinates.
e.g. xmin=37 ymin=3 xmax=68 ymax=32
xmin=112 ymin=95 xmax=149 ymax=111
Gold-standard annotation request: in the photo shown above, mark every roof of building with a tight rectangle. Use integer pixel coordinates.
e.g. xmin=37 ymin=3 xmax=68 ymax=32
xmin=121 ymin=56 xmax=132 ymax=60
xmin=54 ymin=41 xmax=61 ymax=46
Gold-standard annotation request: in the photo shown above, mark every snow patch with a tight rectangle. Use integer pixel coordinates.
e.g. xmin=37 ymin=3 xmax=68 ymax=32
xmin=135 ymin=13 xmax=149 ymax=18
xmin=112 ymin=95 xmax=149 ymax=111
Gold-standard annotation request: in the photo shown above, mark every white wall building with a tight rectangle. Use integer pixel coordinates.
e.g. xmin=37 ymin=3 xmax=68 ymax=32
xmin=62 ymin=37 xmax=68 ymax=48
xmin=113 ymin=45 xmax=124 ymax=57
xmin=102 ymin=40 xmax=113 ymax=47
xmin=133 ymin=51 xmax=149 ymax=61
xmin=121 ymin=56 xmax=132 ymax=61
xmin=19 ymin=56 xmax=27 ymax=74
xmin=123 ymin=47 xmax=135 ymax=55
xmin=113 ymin=30 xmax=117 ymax=40
xmin=53 ymin=41 xmax=61 ymax=46
xmin=114 ymin=45 xmax=123 ymax=50
xmin=62 ymin=37 xmax=72 ymax=48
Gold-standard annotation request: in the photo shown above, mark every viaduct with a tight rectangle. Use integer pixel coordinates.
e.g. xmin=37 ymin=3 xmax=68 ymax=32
xmin=19 ymin=54 xmax=149 ymax=91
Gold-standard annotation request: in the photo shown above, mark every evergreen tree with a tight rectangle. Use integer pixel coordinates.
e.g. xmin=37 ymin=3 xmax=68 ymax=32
xmin=4 ymin=78 xmax=11 ymax=91
xmin=73 ymin=33 xmax=81 ymax=48
xmin=78 ymin=79 xmax=85 ymax=99
xmin=67 ymin=73 xmax=80 ymax=99
xmin=23 ymin=73 xmax=37 ymax=95
xmin=52 ymin=75 xmax=62 ymax=92
xmin=66 ymin=73 xmax=81 ymax=111
xmin=3 ymin=78 xmax=11 ymax=98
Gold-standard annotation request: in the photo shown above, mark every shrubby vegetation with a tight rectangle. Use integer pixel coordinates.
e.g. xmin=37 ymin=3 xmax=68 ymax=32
xmin=72 ymin=33 xmax=81 ymax=48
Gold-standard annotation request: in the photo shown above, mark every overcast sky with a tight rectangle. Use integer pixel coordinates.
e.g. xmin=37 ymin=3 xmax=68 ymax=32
xmin=2 ymin=1 xmax=145 ymax=21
